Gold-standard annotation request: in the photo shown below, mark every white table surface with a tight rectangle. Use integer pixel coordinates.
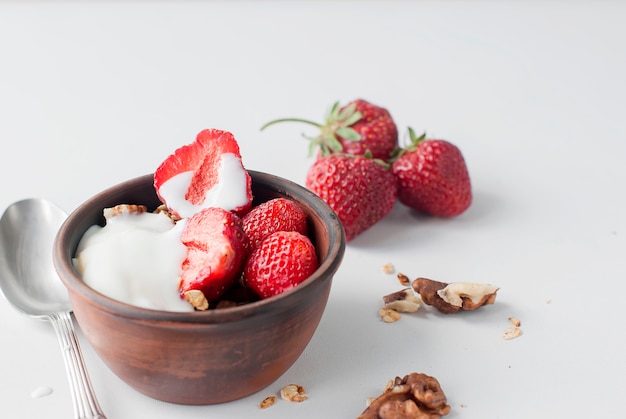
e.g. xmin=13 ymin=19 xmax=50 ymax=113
xmin=1 ymin=1 xmax=624 ymax=418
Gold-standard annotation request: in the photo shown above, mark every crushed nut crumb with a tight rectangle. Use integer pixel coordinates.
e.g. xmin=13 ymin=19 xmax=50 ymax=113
xmin=103 ymin=204 xmax=148 ymax=220
xmin=379 ymin=307 xmax=401 ymax=323
xmin=280 ymin=384 xmax=307 ymax=402
xmin=183 ymin=289 xmax=209 ymax=311
xmin=154 ymin=204 xmax=181 ymax=222
xmin=503 ymin=327 xmax=523 ymax=340
xmin=508 ymin=316 xmax=521 ymax=327
xmin=259 ymin=396 xmax=276 ymax=409
xmin=382 ymin=263 xmax=395 ymax=274
xmin=396 ymin=272 xmax=410 ymax=286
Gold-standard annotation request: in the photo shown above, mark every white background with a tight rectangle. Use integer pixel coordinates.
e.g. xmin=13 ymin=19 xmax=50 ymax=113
xmin=1 ymin=1 xmax=625 ymax=418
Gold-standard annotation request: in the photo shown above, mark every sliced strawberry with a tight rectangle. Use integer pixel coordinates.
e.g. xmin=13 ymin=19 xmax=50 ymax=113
xmin=244 ymin=231 xmax=319 ymax=299
xmin=153 ymin=139 xmax=206 ymax=191
xmin=178 ymin=207 xmax=248 ymax=309
xmin=242 ymin=198 xmax=308 ymax=252
xmin=154 ymin=129 xmax=253 ymax=219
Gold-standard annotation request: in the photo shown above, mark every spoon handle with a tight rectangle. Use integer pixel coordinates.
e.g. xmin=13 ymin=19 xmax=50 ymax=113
xmin=50 ymin=311 xmax=107 ymax=419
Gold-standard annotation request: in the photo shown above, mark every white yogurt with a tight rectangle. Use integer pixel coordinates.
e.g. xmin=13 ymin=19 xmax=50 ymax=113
xmin=158 ymin=153 xmax=249 ymax=218
xmin=74 ymin=211 xmax=193 ymax=312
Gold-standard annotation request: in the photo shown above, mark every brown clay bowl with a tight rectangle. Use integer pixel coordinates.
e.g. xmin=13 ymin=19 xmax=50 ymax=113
xmin=53 ymin=171 xmax=345 ymax=405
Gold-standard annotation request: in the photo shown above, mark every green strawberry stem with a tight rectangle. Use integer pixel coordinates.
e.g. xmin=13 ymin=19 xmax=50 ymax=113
xmin=407 ymin=126 xmax=426 ymax=145
xmin=260 ymin=101 xmax=364 ymax=157
xmin=260 ymin=118 xmax=322 ymax=131
xmin=389 ymin=126 xmax=427 ymax=162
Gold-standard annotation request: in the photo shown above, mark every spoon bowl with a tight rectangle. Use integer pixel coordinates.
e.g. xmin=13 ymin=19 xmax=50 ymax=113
xmin=0 ymin=198 xmax=106 ymax=419
xmin=0 ymin=199 xmax=69 ymax=316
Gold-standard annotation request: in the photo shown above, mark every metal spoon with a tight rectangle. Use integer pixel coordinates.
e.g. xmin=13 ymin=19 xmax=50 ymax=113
xmin=0 ymin=198 xmax=106 ymax=419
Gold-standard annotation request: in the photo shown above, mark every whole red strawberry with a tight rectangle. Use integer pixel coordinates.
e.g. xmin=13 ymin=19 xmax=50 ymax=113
xmin=242 ymin=197 xmax=309 ymax=251
xmin=244 ymin=231 xmax=319 ymax=299
xmin=392 ymin=128 xmax=472 ymax=217
xmin=261 ymin=99 xmax=398 ymax=160
xmin=179 ymin=207 xmax=248 ymax=309
xmin=305 ymin=154 xmax=397 ymax=241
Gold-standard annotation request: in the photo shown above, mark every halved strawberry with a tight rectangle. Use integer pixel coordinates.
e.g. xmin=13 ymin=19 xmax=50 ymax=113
xmin=242 ymin=198 xmax=309 ymax=252
xmin=244 ymin=231 xmax=319 ymax=299
xmin=178 ymin=207 xmax=248 ymax=310
xmin=154 ymin=129 xmax=253 ymax=219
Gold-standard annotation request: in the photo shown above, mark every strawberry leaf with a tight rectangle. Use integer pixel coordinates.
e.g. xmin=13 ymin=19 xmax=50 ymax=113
xmin=262 ymin=99 xmax=395 ymax=160
xmin=337 ymin=102 xmax=357 ymax=121
xmin=343 ymin=110 xmax=363 ymax=127
xmin=327 ymin=135 xmax=344 ymax=151
xmin=408 ymin=126 xmax=426 ymax=145
xmin=326 ymin=101 xmax=341 ymax=123
xmin=336 ymin=126 xmax=361 ymax=142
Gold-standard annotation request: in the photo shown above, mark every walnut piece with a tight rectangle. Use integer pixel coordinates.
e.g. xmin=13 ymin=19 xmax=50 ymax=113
xmin=280 ymin=384 xmax=307 ymax=402
xmin=358 ymin=373 xmax=451 ymax=419
xmin=103 ymin=204 xmax=148 ymax=220
xmin=412 ymin=278 xmax=499 ymax=314
xmin=379 ymin=307 xmax=401 ymax=323
xmin=259 ymin=395 xmax=276 ymax=409
xmin=183 ymin=289 xmax=209 ymax=311
xmin=383 ymin=289 xmax=422 ymax=313
xmin=154 ymin=204 xmax=181 ymax=222
xmin=437 ymin=282 xmax=499 ymax=308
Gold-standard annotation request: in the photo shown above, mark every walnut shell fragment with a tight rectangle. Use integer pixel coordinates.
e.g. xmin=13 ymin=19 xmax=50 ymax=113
xmin=383 ymin=289 xmax=422 ymax=313
xmin=412 ymin=278 xmax=499 ymax=314
xmin=358 ymin=373 xmax=451 ymax=419
xmin=397 ymin=272 xmax=411 ymax=286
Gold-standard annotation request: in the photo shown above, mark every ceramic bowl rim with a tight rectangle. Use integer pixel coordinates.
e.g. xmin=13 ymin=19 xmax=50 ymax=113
xmin=53 ymin=171 xmax=345 ymax=324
